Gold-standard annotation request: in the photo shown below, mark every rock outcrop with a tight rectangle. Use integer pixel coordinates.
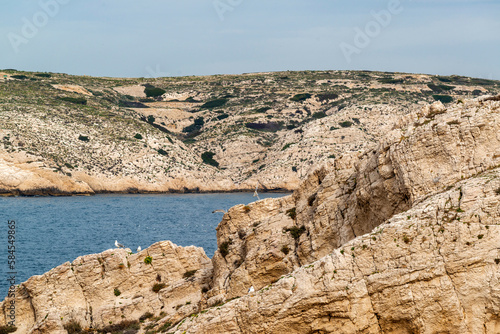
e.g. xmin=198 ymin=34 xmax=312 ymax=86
xmin=1 ymin=96 xmax=500 ymax=333
xmin=0 ymin=241 xmax=212 ymax=333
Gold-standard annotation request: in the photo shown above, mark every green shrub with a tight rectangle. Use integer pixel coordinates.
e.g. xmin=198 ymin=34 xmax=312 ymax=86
xmin=0 ymin=326 xmax=18 ymax=334
xmin=378 ymin=77 xmax=403 ymax=84
xmin=35 ymin=73 xmax=51 ymax=78
xmin=245 ymin=122 xmax=283 ymax=132
xmin=291 ymin=93 xmax=312 ymax=102
xmin=427 ymin=83 xmax=454 ymax=93
xmin=99 ymin=320 xmax=140 ymax=333
xmin=339 ymin=121 xmax=353 ymax=128
xmin=59 ymin=97 xmax=87 ymax=105
xmin=285 ymin=226 xmax=306 ymax=240
xmin=201 ymin=151 xmax=219 ymax=168
xmin=144 ymin=256 xmax=153 ymax=264
xmin=282 ymin=143 xmax=293 ymax=151
xmin=432 ymin=95 xmax=453 ymax=103
xmin=183 ymin=270 xmax=197 ymax=278
xmin=158 ymin=148 xmax=168 ymax=156
xmin=217 ymin=113 xmax=229 ymax=120
xmin=316 ymin=93 xmax=339 ymax=102
xmin=286 ymin=207 xmax=296 ymax=220
xmin=144 ymin=87 xmax=166 ymax=97
xmin=78 ymin=135 xmax=89 ymax=142
xmin=139 ymin=312 xmax=154 ymax=321
xmin=200 ymin=98 xmax=228 ymax=109
xmin=219 ymin=240 xmax=232 ymax=257
xmin=255 ymin=106 xmax=271 ymax=113
xmin=312 ymin=111 xmax=327 ymax=119
xmin=134 ymin=133 xmax=143 ymax=140
xmin=281 ymin=245 xmax=290 ymax=255
xmin=11 ymin=75 xmax=28 ymax=80
xmin=183 ymin=117 xmax=204 ymax=133
xmin=114 ymin=288 xmax=121 ymax=296
xmin=147 ymin=115 xmax=155 ymax=123
xmin=152 ymin=283 xmax=166 ymax=293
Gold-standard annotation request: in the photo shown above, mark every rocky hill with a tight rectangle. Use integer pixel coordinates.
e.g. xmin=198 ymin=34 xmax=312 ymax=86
xmin=1 ymin=94 xmax=499 ymax=333
xmin=1 ymin=70 xmax=498 ymax=195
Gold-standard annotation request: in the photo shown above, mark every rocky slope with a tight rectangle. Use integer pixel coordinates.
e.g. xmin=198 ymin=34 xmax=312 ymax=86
xmin=1 ymin=95 xmax=499 ymax=333
xmin=1 ymin=70 xmax=498 ymax=195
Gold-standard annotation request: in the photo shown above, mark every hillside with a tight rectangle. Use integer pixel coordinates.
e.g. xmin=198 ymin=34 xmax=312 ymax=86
xmin=1 ymin=94 xmax=499 ymax=333
xmin=1 ymin=70 xmax=498 ymax=195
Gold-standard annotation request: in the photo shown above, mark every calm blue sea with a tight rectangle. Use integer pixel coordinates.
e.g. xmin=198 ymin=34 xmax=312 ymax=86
xmin=0 ymin=192 xmax=288 ymax=299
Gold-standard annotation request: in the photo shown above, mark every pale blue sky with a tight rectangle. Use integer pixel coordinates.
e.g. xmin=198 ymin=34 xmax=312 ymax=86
xmin=1 ymin=0 xmax=498 ymax=79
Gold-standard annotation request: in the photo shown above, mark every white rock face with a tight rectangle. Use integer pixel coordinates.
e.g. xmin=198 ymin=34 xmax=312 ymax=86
xmin=1 ymin=97 xmax=500 ymax=333
xmin=0 ymin=241 xmax=212 ymax=333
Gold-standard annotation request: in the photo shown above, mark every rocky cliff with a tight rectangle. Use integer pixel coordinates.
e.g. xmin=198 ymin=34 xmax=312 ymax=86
xmin=1 ymin=70 xmax=498 ymax=195
xmin=1 ymin=95 xmax=500 ymax=333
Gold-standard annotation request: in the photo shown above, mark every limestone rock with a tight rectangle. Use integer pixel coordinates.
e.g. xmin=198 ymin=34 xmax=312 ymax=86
xmin=0 ymin=241 xmax=212 ymax=333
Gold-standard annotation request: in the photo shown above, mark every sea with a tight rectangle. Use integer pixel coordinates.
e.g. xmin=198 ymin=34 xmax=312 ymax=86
xmin=0 ymin=192 xmax=289 ymax=299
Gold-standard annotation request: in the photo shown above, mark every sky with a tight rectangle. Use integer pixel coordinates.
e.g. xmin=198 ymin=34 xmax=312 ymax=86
xmin=0 ymin=0 xmax=498 ymax=79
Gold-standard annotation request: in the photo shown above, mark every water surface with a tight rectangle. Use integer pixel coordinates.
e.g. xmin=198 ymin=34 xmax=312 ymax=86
xmin=0 ymin=192 xmax=288 ymax=298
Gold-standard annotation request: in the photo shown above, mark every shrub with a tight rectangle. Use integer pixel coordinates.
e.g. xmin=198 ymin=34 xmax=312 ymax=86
xmin=286 ymin=207 xmax=296 ymax=220
xmin=60 ymin=97 xmax=87 ymax=105
xmin=282 ymin=143 xmax=293 ymax=151
xmin=201 ymin=151 xmax=219 ymax=168
xmin=144 ymin=87 xmax=166 ymax=97
xmin=78 ymin=135 xmax=89 ymax=142
xmin=312 ymin=111 xmax=327 ymax=119
xmin=157 ymin=148 xmax=168 ymax=156
xmin=152 ymin=283 xmax=166 ymax=293
xmin=114 ymin=288 xmax=121 ymax=296
xmin=119 ymin=100 xmax=148 ymax=108
xmin=243 ymin=205 xmax=250 ymax=213
xmin=11 ymin=75 xmax=28 ymax=80
xmin=291 ymin=93 xmax=312 ymax=102
xmin=139 ymin=312 xmax=154 ymax=321
xmin=134 ymin=133 xmax=143 ymax=140
xmin=200 ymin=98 xmax=228 ymax=109
xmin=495 ymin=187 xmax=500 ymax=195
xmin=0 ymin=326 xmax=18 ymax=334
xmin=35 ymin=73 xmax=51 ymax=78
xmin=255 ymin=106 xmax=271 ymax=113
xmin=217 ymin=113 xmax=229 ymax=120
xmin=427 ymin=84 xmax=454 ymax=93
xmin=281 ymin=245 xmax=290 ymax=255
xmin=99 ymin=320 xmax=140 ymax=333
xmin=183 ymin=270 xmax=197 ymax=278
xmin=245 ymin=122 xmax=283 ymax=132
xmin=286 ymin=226 xmax=306 ymax=240
xmin=432 ymin=95 xmax=453 ymax=103
xmin=316 ymin=93 xmax=339 ymax=102
xmin=147 ymin=115 xmax=155 ymax=123
xmin=183 ymin=117 xmax=204 ymax=133
xmin=292 ymin=166 xmax=297 ymax=172
xmin=144 ymin=256 xmax=152 ymax=264
xmin=62 ymin=321 xmax=81 ymax=334
xmin=339 ymin=121 xmax=353 ymax=128
xmin=219 ymin=240 xmax=232 ymax=257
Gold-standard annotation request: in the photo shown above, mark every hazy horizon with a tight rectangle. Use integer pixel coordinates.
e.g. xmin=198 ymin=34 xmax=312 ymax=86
xmin=1 ymin=0 xmax=499 ymax=80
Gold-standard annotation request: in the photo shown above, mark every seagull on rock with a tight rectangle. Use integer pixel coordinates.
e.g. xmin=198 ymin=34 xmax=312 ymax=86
xmin=248 ymin=286 xmax=255 ymax=294
xmin=253 ymin=185 xmax=260 ymax=200
xmin=212 ymin=209 xmax=227 ymax=214
xmin=115 ymin=240 xmax=124 ymax=248
xmin=137 ymin=246 xmax=142 ymax=252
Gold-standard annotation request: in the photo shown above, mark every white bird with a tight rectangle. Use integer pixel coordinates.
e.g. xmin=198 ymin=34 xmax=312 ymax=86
xmin=137 ymin=246 xmax=141 ymax=252
xmin=253 ymin=185 xmax=260 ymax=200
xmin=115 ymin=240 xmax=124 ymax=248
xmin=212 ymin=209 xmax=227 ymax=214
xmin=248 ymin=286 xmax=255 ymax=294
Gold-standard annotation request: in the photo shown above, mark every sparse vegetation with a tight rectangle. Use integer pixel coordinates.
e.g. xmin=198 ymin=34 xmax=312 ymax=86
xmin=144 ymin=256 xmax=153 ymax=264
xmin=114 ymin=288 xmax=121 ymax=296
xmin=339 ymin=121 xmax=353 ymax=128
xmin=78 ymin=135 xmax=89 ymax=142
xmin=183 ymin=270 xmax=197 ymax=278
xmin=219 ymin=240 xmax=232 ymax=257
xmin=201 ymin=151 xmax=219 ymax=168
xmin=152 ymin=283 xmax=166 ymax=293
xmin=291 ymin=93 xmax=312 ymax=102
xmin=200 ymin=98 xmax=228 ymax=109
xmin=63 ymin=321 xmax=81 ymax=334
xmin=285 ymin=226 xmax=306 ymax=240
xmin=59 ymin=97 xmax=87 ymax=105
xmin=286 ymin=207 xmax=296 ymax=220
xmin=134 ymin=133 xmax=143 ymax=140
xmin=432 ymin=95 xmax=453 ymax=103
xmin=0 ymin=326 xmax=18 ymax=334
xmin=98 ymin=320 xmax=140 ymax=333
xmin=281 ymin=245 xmax=290 ymax=255
xmin=144 ymin=86 xmax=166 ymax=98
